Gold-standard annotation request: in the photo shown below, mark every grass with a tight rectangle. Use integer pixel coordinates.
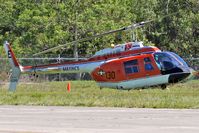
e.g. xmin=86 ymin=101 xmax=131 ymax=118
xmin=0 ymin=80 xmax=199 ymax=108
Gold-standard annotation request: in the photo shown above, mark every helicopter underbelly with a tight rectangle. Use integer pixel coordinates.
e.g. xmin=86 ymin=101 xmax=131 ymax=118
xmin=97 ymin=74 xmax=170 ymax=89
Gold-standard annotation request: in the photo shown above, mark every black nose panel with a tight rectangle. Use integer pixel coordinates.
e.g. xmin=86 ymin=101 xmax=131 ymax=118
xmin=169 ymin=73 xmax=190 ymax=83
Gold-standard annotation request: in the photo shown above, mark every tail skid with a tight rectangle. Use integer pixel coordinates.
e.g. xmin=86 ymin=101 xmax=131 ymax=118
xmin=3 ymin=41 xmax=21 ymax=91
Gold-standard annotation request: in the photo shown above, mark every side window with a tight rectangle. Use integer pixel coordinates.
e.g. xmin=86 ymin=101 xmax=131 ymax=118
xmin=144 ymin=57 xmax=154 ymax=71
xmin=145 ymin=64 xmax=154 ymax=70
xmin=124 ymin=59 xmax=139 ymax=74
xmin=144 ymin=57 xmax=151 ymax=62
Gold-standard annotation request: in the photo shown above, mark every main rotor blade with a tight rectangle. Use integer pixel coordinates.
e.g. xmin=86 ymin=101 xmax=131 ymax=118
xmin=33 ymin=11 xmax=180 ymax=56
xmin=33 ymin=21 xmax=151 ymax=56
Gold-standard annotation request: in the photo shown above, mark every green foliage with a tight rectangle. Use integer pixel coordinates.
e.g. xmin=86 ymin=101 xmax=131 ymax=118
xmin=148 ymin=0 xmax=199 ymax=57
xmin=0 ymin=0 xmax=198 ymax=57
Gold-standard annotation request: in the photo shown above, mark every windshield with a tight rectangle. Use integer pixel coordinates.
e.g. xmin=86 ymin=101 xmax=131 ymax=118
xmin=153 ymin=52 xmax=188 ymax=71
xmin=167 ymin=52 xmax=189 ymax=67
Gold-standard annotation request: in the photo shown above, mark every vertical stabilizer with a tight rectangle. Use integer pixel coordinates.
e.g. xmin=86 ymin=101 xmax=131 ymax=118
xmin=3 ymin=41 xmax=21 ymax=91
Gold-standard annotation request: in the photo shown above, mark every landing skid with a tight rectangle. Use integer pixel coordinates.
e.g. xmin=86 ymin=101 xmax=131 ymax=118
xmin=160 ymin=84 xmax=167 ymax=90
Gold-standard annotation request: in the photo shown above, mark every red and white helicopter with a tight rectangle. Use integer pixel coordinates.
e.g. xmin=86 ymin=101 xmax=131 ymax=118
xmin=4 ymin=21 xmax=191 ymax=91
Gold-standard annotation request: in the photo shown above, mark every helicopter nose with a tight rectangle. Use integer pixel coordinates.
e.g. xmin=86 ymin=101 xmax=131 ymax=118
xmin=168 ymin=65 xmax=192 ymax=83
xmin=168 ymin=72 xmax=191 ymax=83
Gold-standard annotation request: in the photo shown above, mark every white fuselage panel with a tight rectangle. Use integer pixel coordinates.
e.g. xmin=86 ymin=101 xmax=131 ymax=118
xmin=22 ymin=61 xmax=105 ymax=74
xmin=97 ymin=75 xmax=170 ymax=89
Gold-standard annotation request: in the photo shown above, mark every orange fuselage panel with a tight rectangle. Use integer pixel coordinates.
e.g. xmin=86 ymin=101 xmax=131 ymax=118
xmin=91 ymin=54 xmax=161 ymax=82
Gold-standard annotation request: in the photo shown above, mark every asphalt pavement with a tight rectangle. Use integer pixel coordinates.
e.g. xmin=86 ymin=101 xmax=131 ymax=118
xmin=0 ymin=106 xmax=199 ymax=133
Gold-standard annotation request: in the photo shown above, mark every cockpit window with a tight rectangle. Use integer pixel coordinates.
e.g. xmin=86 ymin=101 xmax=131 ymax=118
xmin=154 ymin=53 xmax=173 ymax=70
xmin=153 ymin=52 xmax=188 ymax=71
xmin=168 ymin=52 xmax=188 ymax=67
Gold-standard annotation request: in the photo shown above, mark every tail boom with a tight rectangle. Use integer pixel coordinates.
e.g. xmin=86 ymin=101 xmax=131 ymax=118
xmin=3 ymin=41 xmax=104 ymax=91
xmin=21 ymin=60 xmax=104 ymax=74
xmin=3 ymin=41 xmax=21 ymax=91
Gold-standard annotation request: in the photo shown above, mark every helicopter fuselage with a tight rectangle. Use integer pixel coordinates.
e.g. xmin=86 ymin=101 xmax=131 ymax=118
xmin=19 ymin=43 xmax=190 ymax=90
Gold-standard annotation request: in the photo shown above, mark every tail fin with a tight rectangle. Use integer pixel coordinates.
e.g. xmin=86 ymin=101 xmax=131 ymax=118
xmin=3 ymin=41 xmax=21 ymax=91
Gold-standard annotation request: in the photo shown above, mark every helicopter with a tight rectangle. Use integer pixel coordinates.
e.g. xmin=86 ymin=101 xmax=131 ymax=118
xmin=3 ymin=21 xmax=191 ymax=91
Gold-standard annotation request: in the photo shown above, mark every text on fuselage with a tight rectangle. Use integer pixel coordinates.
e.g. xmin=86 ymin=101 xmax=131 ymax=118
xmin=62 ymin=66 xmax=79 ymax=71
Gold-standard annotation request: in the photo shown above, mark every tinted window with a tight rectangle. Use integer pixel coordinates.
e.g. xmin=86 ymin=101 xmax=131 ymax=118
xmin=132 ymin=66 xmax=139 ymax=72
xmin=124 ymin=59 xmax=139 ymax=74
xmin=125 ymin=67 xmax=132 ymax=74
xmin=168 ymin=52 xmax=188 ymax=67
xmin=145 ymin=64 xmax=154 ymax=70
xmin=124 ymin=60 xmax=138 ymax=66
xmin=125 ymin=66 xmax=139 ymax=74
xmin=154 ymin=52 xmax=175 ymax=70
xmin=144 ymin=57 xmax=151 ymax=63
